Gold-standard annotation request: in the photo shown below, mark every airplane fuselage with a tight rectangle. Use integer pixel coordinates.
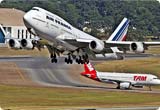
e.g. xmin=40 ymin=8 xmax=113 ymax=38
xmin=23 ymin=7 xmax=98 ymax=51
xmin=96 ymin=72 xmax=160 ymax=86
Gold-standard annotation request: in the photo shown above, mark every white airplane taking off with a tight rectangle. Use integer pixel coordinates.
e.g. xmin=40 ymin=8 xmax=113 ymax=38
xmin=22 ymin=7 xmax=160 ymax=64
xmin=81 ymin=62 xmax=160 ymax=90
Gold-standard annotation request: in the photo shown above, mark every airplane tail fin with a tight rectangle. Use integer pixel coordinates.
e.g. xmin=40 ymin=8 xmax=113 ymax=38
xmin=108 ymin=17 xmax=130 ymax=41
xmin=81 ymin=62 xmax=98 ymax=80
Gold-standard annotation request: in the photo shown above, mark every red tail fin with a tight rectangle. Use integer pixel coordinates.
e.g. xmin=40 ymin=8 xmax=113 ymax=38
xmin=81 ymin=62 xmax=98 ymax=80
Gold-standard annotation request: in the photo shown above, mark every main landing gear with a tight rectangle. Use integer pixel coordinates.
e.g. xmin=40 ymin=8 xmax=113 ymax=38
xmin=64 ymin=54 xmax=73 ymax=64
xmin=75 ymin=56 xmax=83 ymax=64
xmin=64 ymin=53 xmax=89 ymax=64
xmin=50 ymin=53 xmax=58 ymax=63
xmin=75 ymin=54 xmax=89 ymax=64
xmin=50 ymin=53 xmax=89 ymax=64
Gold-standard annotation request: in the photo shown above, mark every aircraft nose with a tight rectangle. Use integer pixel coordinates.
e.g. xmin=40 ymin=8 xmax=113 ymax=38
xmin=23 ymin=12 xmax=32 ymax=28
xmin=157 ymin=80 xmax=160 ymax=84
xmin=153 ymin=79 xmax=160 ymax=85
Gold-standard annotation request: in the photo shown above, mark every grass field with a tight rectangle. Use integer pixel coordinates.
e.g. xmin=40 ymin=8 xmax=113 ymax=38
xmin=0 ymin=47 xmax=49 ymax=57
xmin=146 ymin=46 xmax=160 ymax=54
xmin=0 ymin=85 xmax=160 ymax=110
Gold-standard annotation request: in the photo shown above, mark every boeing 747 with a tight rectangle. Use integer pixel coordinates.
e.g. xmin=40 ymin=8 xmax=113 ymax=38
xmin=21 ymin=7 xmax=160 ymax=64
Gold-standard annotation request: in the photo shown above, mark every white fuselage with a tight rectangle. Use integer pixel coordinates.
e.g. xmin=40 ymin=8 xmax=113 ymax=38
xmin=96 ymin=71 xmax=160 ymax=86
xmin=23 ymin=7 xmax=99 ymax=51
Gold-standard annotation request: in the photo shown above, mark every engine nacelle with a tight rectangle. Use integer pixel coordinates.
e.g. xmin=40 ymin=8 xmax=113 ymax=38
xmin=89 ymin=40 xmax=104 ymax=53
xmin=120 ymin=82 xmax=131 ymax=89
xmin=130 ymin=42 xmax=145 ymax=53
xmin=8 ymin=39 xmax=21 ymax=49
xmin=21 ymin=39 xmax=34 ymax=49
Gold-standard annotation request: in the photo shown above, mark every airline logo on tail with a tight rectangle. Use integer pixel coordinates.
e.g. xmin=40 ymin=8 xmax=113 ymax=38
xmin=81 ymin=62 xmax=98 ymax=81
xmin=108 ymin=18 xmax=130 ymax=41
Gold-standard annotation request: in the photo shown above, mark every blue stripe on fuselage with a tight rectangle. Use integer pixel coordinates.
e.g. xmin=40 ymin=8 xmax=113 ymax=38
xmin=112 ymin=20 xmax=129 ymax=41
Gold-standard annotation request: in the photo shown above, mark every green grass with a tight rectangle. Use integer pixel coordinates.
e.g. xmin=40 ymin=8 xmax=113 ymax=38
xmin=0 ymin=47 xmax=49 ymax=57
xmin=0 ymin=85 xmax=160 ymax=110
xmin=146 ymin=46 xmax=160 ymax=54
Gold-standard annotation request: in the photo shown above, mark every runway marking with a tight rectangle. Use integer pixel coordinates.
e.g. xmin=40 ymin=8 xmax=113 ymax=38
xmin=13 ymin=63 xmax=26 ymax=81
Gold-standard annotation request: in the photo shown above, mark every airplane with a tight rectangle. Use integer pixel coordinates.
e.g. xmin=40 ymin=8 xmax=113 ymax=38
xmin=81 ymin=62 xmax=160 ymax=90
xmin=22 ymin=7 xmax=160 ymax=64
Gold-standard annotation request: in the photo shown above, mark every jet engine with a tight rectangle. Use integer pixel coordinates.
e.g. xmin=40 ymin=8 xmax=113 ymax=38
xmin=130 ymin=42 xmax=145 ymax=53
xmin=89 ymin=40 xmax=104 ymax=53
xmin=21 ymin=39 xmax=34 ymax=49
xmin=120 ymin=82 xmax=131 ymax=89
xmin=8 ymin=39 xmax=21 ymax=49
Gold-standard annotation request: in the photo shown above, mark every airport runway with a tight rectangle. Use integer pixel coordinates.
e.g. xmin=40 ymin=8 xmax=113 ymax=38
xmin=0 ymin=55 xmax=160 ymax=94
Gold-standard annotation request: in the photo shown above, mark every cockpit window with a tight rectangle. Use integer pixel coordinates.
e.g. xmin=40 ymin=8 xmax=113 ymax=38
xmin=32 ymin=8 xmax=39 ymax=11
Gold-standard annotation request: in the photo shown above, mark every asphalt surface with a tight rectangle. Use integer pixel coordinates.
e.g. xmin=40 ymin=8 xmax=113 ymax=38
xmin=0 ymin=56 xmax=100 ymax=88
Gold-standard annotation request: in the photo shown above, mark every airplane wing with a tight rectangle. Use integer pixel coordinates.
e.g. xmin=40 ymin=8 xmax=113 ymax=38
xmin=104 ymin=41 xmax=160 ymax=53
xmin=64 ymin=37 xmax=160 ymax=53
xmin=104 ymin=41 xmax=160 ymax=47
xmin=143 ymin=42 xmax=160 ymax=46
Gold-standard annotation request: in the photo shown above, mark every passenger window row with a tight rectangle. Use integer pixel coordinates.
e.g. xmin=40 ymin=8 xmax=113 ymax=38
xmin=46 ymin=16 xmax=54 ymax=22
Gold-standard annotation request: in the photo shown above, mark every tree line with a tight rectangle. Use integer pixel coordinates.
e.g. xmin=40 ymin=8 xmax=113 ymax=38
xmin=0 ymin=0 xmax=160 ymax=40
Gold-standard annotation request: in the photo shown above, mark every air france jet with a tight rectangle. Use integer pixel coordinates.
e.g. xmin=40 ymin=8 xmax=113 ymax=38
xmin=81 ymin=62 xmax=160 ymax=90
xmin=23 ymin=7 xmax=160 ymax=64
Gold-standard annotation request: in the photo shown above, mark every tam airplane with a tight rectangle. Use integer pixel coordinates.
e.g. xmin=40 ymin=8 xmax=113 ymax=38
xmin=81 ymin=62 xmax=160 ymax=90
xmin=21 ymin=7 xmax=160 ymax=64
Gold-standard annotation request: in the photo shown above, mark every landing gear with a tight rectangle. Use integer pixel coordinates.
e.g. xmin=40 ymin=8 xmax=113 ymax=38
xmin=64 ymin=54 xmax=73 ymax=64
xmin=75 ymin=56 xmax=83 ymax=64
xmin=149 ymin=86 xmax=152 ymax=91
xmin=116 ymin=83 xmax=120 ymax=89
xmin=64 ymin=54 xmax=89 ymax=64
xmin=75 ymin=54 xmax=89 ymax=64
xmin=50 ymin=53 xmax=58 ymax=63
xmin=82 ymin=54 xmax=89 ymax=64
xmin=116 ymin=85 xmax=120 ymax=89
xmin=51 ymin=58 xmax=57 ymax=63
